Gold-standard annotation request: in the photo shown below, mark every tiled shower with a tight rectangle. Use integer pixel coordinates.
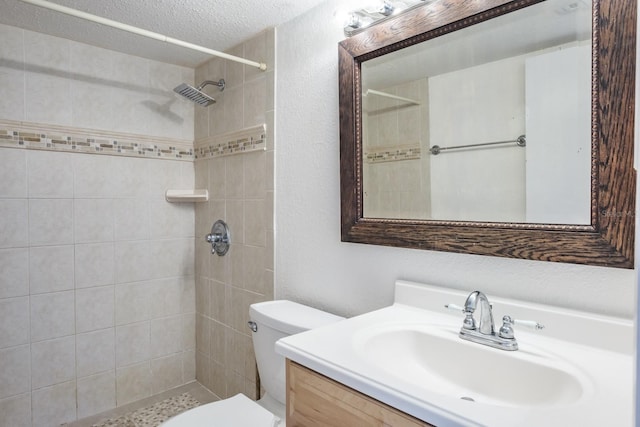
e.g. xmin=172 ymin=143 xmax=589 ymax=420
xmin=0 ymin=21 xmax=274 ymax=427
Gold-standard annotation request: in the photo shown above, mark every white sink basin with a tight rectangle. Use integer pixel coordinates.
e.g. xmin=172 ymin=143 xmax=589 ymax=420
xmin=276 ymin=281 xmax=633 ymax=427
xmin=354 ymin=323 xmax=587 ymax=407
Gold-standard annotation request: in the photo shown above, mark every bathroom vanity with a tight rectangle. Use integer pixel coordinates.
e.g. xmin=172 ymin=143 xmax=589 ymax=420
xmin=286 ymin=360 xmax=433 ymax=426
xmin=276 ymin=281 xmax=633 ymax=426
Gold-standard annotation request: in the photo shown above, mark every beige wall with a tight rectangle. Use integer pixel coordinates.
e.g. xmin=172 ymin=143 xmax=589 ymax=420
xmin=193 ymin=29 xmax=275 ymax=400
xmin=275 ymin=0 xmax=634 ymax=320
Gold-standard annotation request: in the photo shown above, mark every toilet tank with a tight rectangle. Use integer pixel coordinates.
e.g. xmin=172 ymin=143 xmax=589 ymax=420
xmin=249 ymin=300 xmax=344 ymax=405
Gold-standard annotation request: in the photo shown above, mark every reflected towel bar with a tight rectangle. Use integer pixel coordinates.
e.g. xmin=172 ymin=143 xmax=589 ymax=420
xmin=364 ymin=89 xmax=421 ymax=105
xmin=429 ymin=135 xmax=526 ymax=155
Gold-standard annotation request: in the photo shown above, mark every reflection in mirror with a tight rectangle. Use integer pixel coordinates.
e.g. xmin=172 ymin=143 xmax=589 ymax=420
xmin=361 ymin=0 xmax=592 ymax=224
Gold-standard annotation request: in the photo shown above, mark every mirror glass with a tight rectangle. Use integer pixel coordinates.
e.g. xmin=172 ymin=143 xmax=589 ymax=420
xmin=361 ymin=0 xmax=592 ymax=224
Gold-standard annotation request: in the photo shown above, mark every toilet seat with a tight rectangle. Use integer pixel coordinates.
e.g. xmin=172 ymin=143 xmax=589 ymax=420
xmin=160 ymin=393 xmax=281 ymax=427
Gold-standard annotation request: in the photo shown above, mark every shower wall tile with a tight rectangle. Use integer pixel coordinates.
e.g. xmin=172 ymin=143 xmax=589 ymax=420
xmin=0 ymin=297 xmax=29 ymax=349
xmin=0 ymin=393 xmax=31 ymax=427
xmin=25 ymin=73 xmax=73 ymax=126
xmin=2 ymin=24 xmax=195 ymax=141
xmin=0 ymin=148 xmax=27 ymax=198
xmin=76 ymin=328 xmax=115 ymax=378
xmin=29 ymin=245 xmax=74 ymax=294
xmin=28 ymin=199 xmax=74 ymax=246
xmin=73 ymin=154 xmax=115 ymax=199
xmin=76 ymin=286 xmax=115 ymax=333
xmin=245 ymin=200 xmax=266 ymax=247
xmin=0 ymin=23 xmax=196 ymax=424
xmin=0 ymin=24 xmax=25 ymax=123
xmin=31 ymin=380 xmax=76 ymax=427
xmin=243 ymin=246 xmax=266 ymax=295
xmin=147 ymin=159 xmax=183 ymax=198
xmin=27 ymin=151 xmax=74 ymax=198
xmin=223 ymin=86 xmax=244 ymax=133
xmin=148 ymin=202 xmax=195 ymax=239
xmin=225 ymin=155 xmax=244 ymax=199
xmin=182 ymin=313 xmax=196 ymax=350
xmin=244 ymin=151 xmax=267 ymax=198
xmin=74 ymin=243 xmax=115 ymax=289
xmin=208 ymin=96 xmax=226 ymax=135
xmin=229 ymin=244 xmax=245 ymax=288
xmin=31 ymin=336 xmax=75 ymax=389
xmin=0 ymin=200 xmax=28 ymax=249
xmin=148 ymin=278 xmax=185 ymax=319
xmin=76 ymin=371 xmax=116 ymax=420
xmin=244 ymin=32 xmax=267 ymax=82
xmin=0 ymin=345 xmax=30 ymax=399
xmin=30 ymin=291 xmax=75 ymax=342
xmin=150 ymin=315 xmax=183 ymax=358
xmin=243 ymin=76 xmax=267 ymax=128
xmin=150 ymin=353 xmax=184 ymax=394
xmin=183 ymin=350 xmax=196 ymax=382
xmin=225 ymin=45 xmax=245 ymax=90
xmin=112 ymin=156 xmax=150 ymax=198
xmin=70 ymin=41 xmax=114 ymax=80
xmin=74 ymin=199 xmax=115 ymax=243
xmin=0 ymin=248 xmax=29 ymax=299
xmin=72 ymin=82 xmax=116 ymax=131
xmin=114 ymin=241 xmax=153 ymax=284
xmin=115 ymin=282 xmax=151 ymax=326
xmin=116 ymin=362 xmax=152 ymax=406
xmin=207 ymin=157 xmax=226 ymax=199
xmin=193 ymin=28 xmax=274 ymax=400
xmin=116 ymin=322 xmax=151 ymax=367
xmin=113 ymin=199 xmax=149 ymax=241
xmin=0 ymin=67 xmax=25 ymax=123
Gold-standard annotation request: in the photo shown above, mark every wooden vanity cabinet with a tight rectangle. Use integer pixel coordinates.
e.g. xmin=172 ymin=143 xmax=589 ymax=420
xmin=286 ymin=360 xmax=435 ymax=426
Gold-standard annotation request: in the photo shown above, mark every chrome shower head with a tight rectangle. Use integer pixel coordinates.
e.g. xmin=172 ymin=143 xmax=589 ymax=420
xmin=173 ymin=79 xmax=225 ymax=107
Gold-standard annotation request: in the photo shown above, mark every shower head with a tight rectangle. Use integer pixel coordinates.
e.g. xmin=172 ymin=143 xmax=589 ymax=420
xmin=173 ymin=79 xmax=225 ymax=107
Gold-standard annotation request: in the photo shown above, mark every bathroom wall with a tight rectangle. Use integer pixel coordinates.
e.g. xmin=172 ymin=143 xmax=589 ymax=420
xmin=193 ymin=29 xmax=275 ymax=401
xmin=0 ymin=24 xmax=196 ymax=426
xmin=274 ymin=0 xmax=635 ymax=319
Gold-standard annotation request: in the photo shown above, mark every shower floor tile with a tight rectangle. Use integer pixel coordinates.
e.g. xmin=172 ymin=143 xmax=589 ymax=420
xmin=64 ymin=382 xmax=218 ymax=427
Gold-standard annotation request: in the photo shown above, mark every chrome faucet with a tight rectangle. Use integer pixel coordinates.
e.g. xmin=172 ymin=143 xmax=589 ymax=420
xmin=462 ymin=291 xmax=494 ymax=335
xmin=446 ymin=291 xmax=544 ymax=351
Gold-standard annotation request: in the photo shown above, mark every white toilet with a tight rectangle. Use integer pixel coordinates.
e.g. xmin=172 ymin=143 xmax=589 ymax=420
xmin=161 ymin=300 xmax=343 ymax=426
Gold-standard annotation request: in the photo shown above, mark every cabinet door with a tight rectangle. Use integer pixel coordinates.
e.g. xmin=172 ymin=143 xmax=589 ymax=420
xmin=286 ymin=360 xmax=435 ymax=427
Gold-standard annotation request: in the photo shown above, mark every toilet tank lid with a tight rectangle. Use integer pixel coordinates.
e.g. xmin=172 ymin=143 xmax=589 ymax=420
xmin=249 ymin=300 xmax=344 ymax=335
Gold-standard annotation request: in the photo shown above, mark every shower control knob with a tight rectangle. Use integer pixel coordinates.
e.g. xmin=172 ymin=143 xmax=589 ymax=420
xmin=205 ymin=219 xmax=231 ymax=256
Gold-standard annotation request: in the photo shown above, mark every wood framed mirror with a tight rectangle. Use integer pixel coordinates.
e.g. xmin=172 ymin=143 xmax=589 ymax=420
xmin=339 ymin=0 xmax=635 ymax=268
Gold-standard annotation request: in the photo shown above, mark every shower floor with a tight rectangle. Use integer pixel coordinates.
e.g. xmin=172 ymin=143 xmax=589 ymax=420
xmin=64 ymin=382 xmax=218 ymax=427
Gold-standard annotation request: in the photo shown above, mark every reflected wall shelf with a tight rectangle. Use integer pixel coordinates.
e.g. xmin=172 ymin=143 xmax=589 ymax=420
xmin=165 ymin=189 xmax=209 ymax=203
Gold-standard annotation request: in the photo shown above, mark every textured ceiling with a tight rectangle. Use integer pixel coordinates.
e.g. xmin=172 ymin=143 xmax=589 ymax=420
xmin=0 ymin=0 xmax=329 ymax=67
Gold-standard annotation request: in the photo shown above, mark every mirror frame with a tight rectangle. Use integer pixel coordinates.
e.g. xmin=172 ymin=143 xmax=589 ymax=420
xmin=339 ymin=0 xmax=636 ymax=268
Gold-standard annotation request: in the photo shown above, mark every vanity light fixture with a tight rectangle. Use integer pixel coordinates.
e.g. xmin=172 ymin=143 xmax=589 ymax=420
xmin=343 ymin=0 xmax=432 ymax=36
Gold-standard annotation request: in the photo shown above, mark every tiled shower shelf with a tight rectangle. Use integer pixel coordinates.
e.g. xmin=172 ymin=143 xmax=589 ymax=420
xmin=165 ymin=189 xmax=209 ymax=203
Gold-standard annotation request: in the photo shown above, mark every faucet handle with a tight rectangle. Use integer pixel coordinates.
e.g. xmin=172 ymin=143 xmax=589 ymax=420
xmin=444 ymin=303 xmax=464 ymax=313
xmin=444 ymin=303 xmax=476 ymax=330
xmin=499 ymin=315 xmax=544 ymax=339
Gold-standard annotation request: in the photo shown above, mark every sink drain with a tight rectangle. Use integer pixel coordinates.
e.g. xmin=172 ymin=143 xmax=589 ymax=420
xmin=460 ymin=396 xmax=475 ymax=402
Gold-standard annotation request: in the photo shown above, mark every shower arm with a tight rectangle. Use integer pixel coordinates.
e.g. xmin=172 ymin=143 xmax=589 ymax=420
xmin=198 ymin=80 xmax=226 ymax=91
xmin=17 ymin=0 xmax=268 ymax=71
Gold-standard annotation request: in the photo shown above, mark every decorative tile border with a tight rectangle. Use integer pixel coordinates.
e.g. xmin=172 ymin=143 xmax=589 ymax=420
xmin=194 ymin=124 xmax=267 ymax=159
xmin=364 ymin=143 xmax=421 ymax=163
xmin=0 ymin=120 xmax=194 ymax=161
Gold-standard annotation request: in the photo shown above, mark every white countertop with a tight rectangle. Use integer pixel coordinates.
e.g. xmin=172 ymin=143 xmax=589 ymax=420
xmin=276 ymin=280 xmax=633 ymax=427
